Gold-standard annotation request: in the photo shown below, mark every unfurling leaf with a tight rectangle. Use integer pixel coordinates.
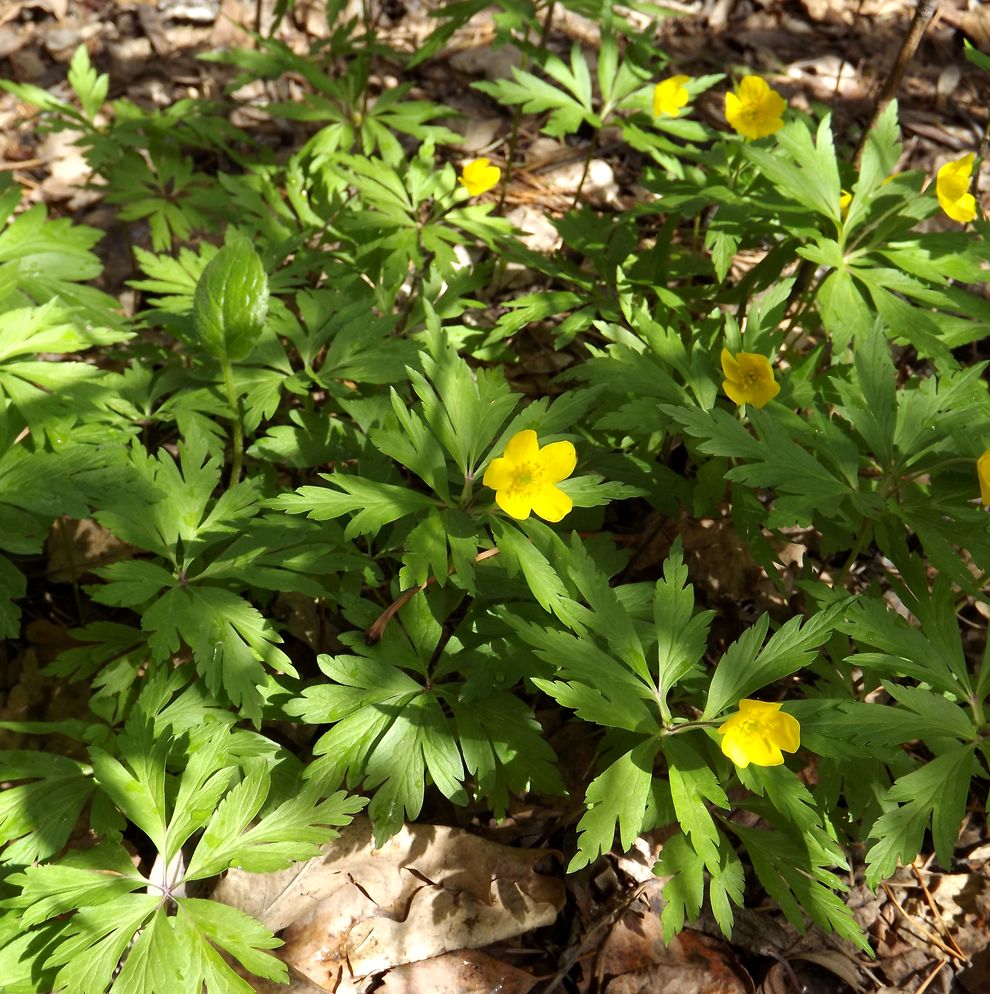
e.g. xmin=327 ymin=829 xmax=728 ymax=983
xmin=193 ymin=233 xmax=269 ymax=362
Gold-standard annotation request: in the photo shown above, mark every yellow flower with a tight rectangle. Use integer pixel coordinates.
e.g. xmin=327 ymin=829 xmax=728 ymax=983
xmin=717 ymin=699 xmax=800 ymax=769
xmin=978 ymin=449 xmax=990 ymax=506
xmin=724 ymin=75 xmax=787 ymax=141
xmin=459 ymin=157 xmax=501 ymax=197
xmin=653 ymin=75 xmax=691 ymax=117
xmin=483 ymin=429 xmax=576 ymax=522
xmin=937 ymin=153 xmax=977 ymax=224
xmin=839 ymin=190 xmax=852 ymax=217
xmin=721 ymin=348 xmax=781 ymax=409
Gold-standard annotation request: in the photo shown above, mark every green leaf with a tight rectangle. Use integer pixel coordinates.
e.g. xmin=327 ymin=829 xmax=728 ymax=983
xmin=743 ymin=116 xmax=841 ymax=222
xmin=193 ymin=233 xmax=270 ymax=362
xmin=142 ymin=585 xmax=294 ymax=724
xmin=89 ymin=724 xmax=170 ymax=854
xmin=109 ymin=909 xmax=183 ymax=994
xmin=176 ymin=898 xmax=286 ymax=987
xmin=653 ymin=833 xmax=705 ymax=938
xmin=664 ymin=737 xmax=729 ymax=871
xmin=273 ymin=473 xmax=436 ymax=540
xmin=0 ymin=752 xmax=93 ymax=864
xmin=569 ymin=739 xmax=658 ymax=870
xmin=451 ymin=690 xmax=563 ymax=817
xmin=653 ymin=540 xmax=714 ymax=718
xmin=732 ymin=821 xmax=869 ymax=952
xmin=186 ymin=762 xmax=365 ymax=879
xmin=68 ymin=44 xmax=108 ymax=121
xmin=704 ymin=603 xmax=843 ymax=719
xmin=493 ymin=521 xmax=584 ymax=629
xmin=865 ymin=744 xmax=975 ymax=886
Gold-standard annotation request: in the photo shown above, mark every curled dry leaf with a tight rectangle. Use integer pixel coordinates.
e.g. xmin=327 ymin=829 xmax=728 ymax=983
xmin=211 ymin=817 xmax=564 ymax=992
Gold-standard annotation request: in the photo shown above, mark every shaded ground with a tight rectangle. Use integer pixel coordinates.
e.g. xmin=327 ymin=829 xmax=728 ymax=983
xmin=2 ymin=0 xmax=990 ymax=992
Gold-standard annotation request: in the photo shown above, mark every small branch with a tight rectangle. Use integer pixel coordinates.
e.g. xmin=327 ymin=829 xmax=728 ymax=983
xmin=366 ymin=547 xmax=500 ymax=644
xmin=855 ymin=0 xmax=940 ymax=167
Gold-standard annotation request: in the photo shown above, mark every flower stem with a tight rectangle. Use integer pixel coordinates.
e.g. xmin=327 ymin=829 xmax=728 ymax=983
xmin=221 ymin=359 xmax=244 ymax=489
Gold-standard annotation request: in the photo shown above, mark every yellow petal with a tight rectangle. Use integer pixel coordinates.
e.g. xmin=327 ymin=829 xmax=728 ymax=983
xmin=738 ymin=698 xmax=780 ymax=714
xmin=537 ymin=440 xmax=577 ymax=483
xmin=529 ymin=484 xmax=573 ymax=523
xmin=769 ymin=710 xmax=801 ymax=753
xmin=738 ymin=75 xmax=770 ymax=102
xmin=739 ymin=735 xmax=785 ymax=766
xmin=978 ymin=449 xmax=990 ymax=506
xmin=495 ymin=488 xmax=532 ymax=520
xmin=722 ymin=378 xmax=750 ymax=406
xmin=942 ymin=192 xmax=976 ymax=224
xmin=937 ymin=154 xmax=977 ymax=223
xmin=653 ymin=75 xmax=690 ymax=117
xmin=719 ymin=731 xmax=754 ymax=769
xmin=724 ymin=91 xmax=742 ymax=132
xmin=720 ymin=347 xmax=742 ymax=383
xmin=503 ymin=429 xmax=539 ymax=465
xmin=748 ymin=376 xmax=781 ymax=409
xmin=460 ymin=157 xmax=501 ymax=197
xmin=482 ymin=456 xmax=514 ymax=490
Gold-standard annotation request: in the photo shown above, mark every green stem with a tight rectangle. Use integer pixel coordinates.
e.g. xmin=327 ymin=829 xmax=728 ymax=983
xmin=221 ymin=360 xmax=244 ymax=489
xmin=834 ymin=516 xmax=872 ymax=588
xmin=660 ymin=718 xmax=722 ymax=736
xmin=570 ymin=131 xmax=600 ymax=209
xmin=459 ymin=472 xmax=475 ymax=508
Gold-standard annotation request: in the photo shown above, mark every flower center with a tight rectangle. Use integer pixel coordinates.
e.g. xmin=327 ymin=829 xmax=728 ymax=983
xmin=743 ymin=370 xmax=761 ymax=386
xmin=509 ymin=461 xmax=543 ymax=494
xmin=738 ymin=717 xmax=767 ymax=737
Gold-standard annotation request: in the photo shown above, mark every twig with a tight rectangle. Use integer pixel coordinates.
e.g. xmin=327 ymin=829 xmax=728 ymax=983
xmin=881 ymin=882 xmax=967 ymax=963
xmin=915 ymin=959 xmax=948 ymax=994
xmin=365 ymin=547 xmax=500 ymax=644
xmin=910 ymin=862 xmax=967 ymax=961
xmin=855 ymin=0 xmax=940 ymax=168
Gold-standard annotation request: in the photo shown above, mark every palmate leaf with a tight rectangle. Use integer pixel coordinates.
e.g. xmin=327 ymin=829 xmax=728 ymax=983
xmin=865 ymin=744 xmax=975 ymax=887
xmin=664 ymin=737 xmax=728 ymax=872
xmin=451 ymin=690 xmax=563 ymax=817
xmin=569 ymin=738 xmax=658 ymax=871
xmin=289 ymin=652 xmax=465 ymax=845
xmin=703 ymin=602 xmax=844 ymax=719
xmin=743 ymin=116 xmax=842 ymax=222
xmin=0 ymin=750 xmax=93 ymax=864
xmin=494 ymin=521 xmax=586 ymax=631
xmin=184 ymin=763 xmax=365 ymax=880
xmin=474 ymin=47 xmax=598 ymax=137
xmin=654 ymin=832 xmax=744 ymax=941
xmin=653 ymin=540 xmax=714 ymax=717
xmin=732 ymin=822 xmax=870 ymax=953
xmin=272 ymin=473 xmax=436 ymax=540
xmin=142 ymin=585 xmax=295 ymax=724
xmin=0 ymin=187 xmax=124 ymax=329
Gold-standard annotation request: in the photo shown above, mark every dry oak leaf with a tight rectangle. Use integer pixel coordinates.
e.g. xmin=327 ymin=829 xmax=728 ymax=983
xmin=212 ymin=817 xmax=563 ymax=991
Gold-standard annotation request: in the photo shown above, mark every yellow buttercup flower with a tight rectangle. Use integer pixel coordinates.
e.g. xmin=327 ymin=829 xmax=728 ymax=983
xmin=717 ymin=699 xmax=800 ymax=769
xmin=653 ymin=75 xmax=691 ymax=118
xmin=721 ymin=348 xmax=780 ymax=409
xmin=724 ymin=76 xmax=786 ymax=141
xmin=483 ymin=429 xmax=576 ymax=522
xmin=839 ymin=190 xmax=852 ymax=217
xmin=459 ymin=157 xmax=501 ymax=197
xmin=937 ymin=153 xmax=977 ymax=224
xmin=978 ymin=449 xmax=990 ymax=506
